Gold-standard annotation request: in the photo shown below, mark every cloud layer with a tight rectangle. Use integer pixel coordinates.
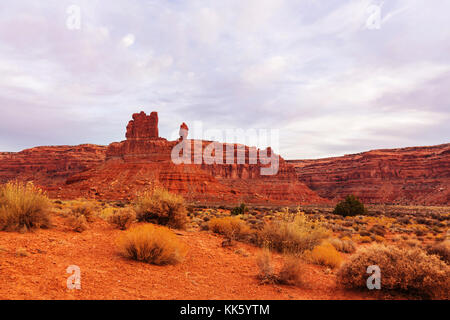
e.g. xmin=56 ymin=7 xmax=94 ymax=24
xmin=0 ymin=0 xmax=449 ymax=158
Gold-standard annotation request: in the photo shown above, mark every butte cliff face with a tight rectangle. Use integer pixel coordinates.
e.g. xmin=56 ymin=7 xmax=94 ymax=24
xmin=288 ymin=144 xmax=450 ymax=205
xmin=61 ymin=111 xmax=324 ymax=203
xmin=0 ymin=145 xmax=107 ymax=188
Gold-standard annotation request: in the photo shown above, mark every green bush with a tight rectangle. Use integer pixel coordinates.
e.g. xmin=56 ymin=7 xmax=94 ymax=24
xmin=333 ymin=195 xmax=367 ymax=217
xmin=231 ymin=203 xmax=248 ymax=216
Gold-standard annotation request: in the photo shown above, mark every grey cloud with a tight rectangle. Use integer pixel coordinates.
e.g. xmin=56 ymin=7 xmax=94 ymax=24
xmin=0 ymin=0 xmax=449 ymax=158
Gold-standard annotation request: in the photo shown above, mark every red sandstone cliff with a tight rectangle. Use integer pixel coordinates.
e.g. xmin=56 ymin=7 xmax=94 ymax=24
xmin=288 ymin=144 xmax=450 ymax=205
xmin=0 ymin=144 xmax=107 ymax=187
xmin=2 ymin=111 xmax=446 ymax=205
xmin=61 ymin=112 xmax=323 ymax=204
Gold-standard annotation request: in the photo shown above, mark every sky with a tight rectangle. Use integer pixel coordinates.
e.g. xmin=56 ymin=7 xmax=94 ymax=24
xmin=0 ymin=0 xmax=449 ymax=159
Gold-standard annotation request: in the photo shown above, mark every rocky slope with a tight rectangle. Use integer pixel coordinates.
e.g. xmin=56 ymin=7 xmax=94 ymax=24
xmin=288 ymin=144 xmax=450 ymax=205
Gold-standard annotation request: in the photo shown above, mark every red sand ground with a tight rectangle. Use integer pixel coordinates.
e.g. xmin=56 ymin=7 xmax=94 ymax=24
xmin=0 ymin=216 xmax=387 ymax=300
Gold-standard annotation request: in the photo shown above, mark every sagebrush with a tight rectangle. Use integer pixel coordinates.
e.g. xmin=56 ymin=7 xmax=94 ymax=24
xmin=117 ymin=224 xmax=187 ymax=265
xmin=107 ymin=208 xmax=136 ymax=230
xmin=134 ymin=187 xmax=187 ymax=229
xmin=258 ymin=211 xmax=328 ymax=254
xmin=0 ymin=181 xmax=50 ymax=232
xmin=337 ymin=244 xmax=450 ymax=299
xmin=209 ymin=216 xmax=252 ymax=241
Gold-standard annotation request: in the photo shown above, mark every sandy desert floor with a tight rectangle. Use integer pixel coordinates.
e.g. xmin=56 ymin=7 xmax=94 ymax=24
xmin=0 ymin=214 xmax=388 ymax=300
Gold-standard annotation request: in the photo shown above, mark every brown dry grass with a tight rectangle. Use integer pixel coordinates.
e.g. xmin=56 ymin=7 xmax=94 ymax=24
xmin=426 ymin=240 xmax=450 ymax=264
xmin=208 ymin=216 xmax=252 ymax=241
xmin=258 ymin=212 xmax=328 ymax=255
xmin=134 ymin=187 xmax=188 ymax=229
xmin=256 ymin=249 xmax=304 ymax=286
xmin=117 ymin=224 xmax=187 ymax=265
xmin=305 ymin=242 xmax=343 ymax=269
xmin=337 ymin=244 xmax=450 ymax=299
xmin=107 ymin=208 xmax=136 ymax=230
xmin=329 ymin=238 xmax=356 ymax=253
xmin=0 ymin=181 xmax=51 ymax=232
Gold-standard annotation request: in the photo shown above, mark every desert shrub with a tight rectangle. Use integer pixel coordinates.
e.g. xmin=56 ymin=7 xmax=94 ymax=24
xmin=329 ymin=238 xmax=356 ymax=253
xmin=278 ymin=256 xmax=304 ymax=285
xmin=256 ymin=250 xmax=304 ymax=286
xmin=16 ymin=247 xmax=30 ymax=257
xmin=209 ymin=217 xmax=251 ymax=240
xmin=306 ymin=242 xmax=343 ymax=268
xmin=258 ymin=212 xmax=329 ymax=255
xmin=426 ymin=241 xmax=450 ymax=264
xmin=256 ymin=249 xmax=276 ymax=283
xmin=231 ymin=203 xmax=249 ymax=216
xmin=134 ymin=187 xmax=187 ymax=229
xmin=66 ymin=203 xmax=95 ymax=232
xmin=359 ymin=230 xmax=371 ymax=237
xmin=359 ymin=236 xmax=372 ymax=243
xmin=333 ymin=195 xmax=367 ymax=217
xmin=337 ymin=244 xmax=450 ymax=299
xmin=99 ymin=207 xmax=116 ymax=220
xmin=369 ymin=224 xmax=386 ymax=236
xmin=0 ymin=181 xmax=51 ymax=232
xmin=397 ymin=216 xmax=411 ymax=225
xmin=107 ymin=208 xmax=136 ymax=230
xmin=70 ymin=203 xmax=95 ymax=222
xmin=117 ymin=224 xmax=187 ymax=265
xmin=69 ymin=215 xmax=88 ymax=233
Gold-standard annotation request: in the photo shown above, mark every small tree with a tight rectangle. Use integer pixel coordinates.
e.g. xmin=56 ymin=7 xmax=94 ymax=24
xmin=333 ymin=195 xmax=367 ymax=217
xmin=231 ymin=203 xmax=249 ymax=216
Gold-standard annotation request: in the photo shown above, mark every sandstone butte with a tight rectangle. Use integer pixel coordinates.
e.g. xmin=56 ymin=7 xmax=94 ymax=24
xmin=288 ymin=143 xmax=450 ymax=206
xmin=0 ymin=111 xmax=324 ymax=204
xmin=1 ymin=111 xmax=448 ymax=205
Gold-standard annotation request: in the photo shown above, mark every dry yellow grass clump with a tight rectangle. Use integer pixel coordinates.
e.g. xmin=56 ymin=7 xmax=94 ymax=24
xmin=258 ymin=211 xmax=329 ymax=255
xmin=305 ymin=242 xmax=343 ymax=269
xmin=209 ymin=216 xmax=251 ymax=240
xmin=256 ymin=250 xmax=304 ymax=286
xmin=66 ymin=203 xmax=96 ymax=232
xmin=107 ymin=208 xmax=136 ymax=230
xmin=337 ymin=244 xmax=450 ymax=299
xmin=117 ymin=224 xmax=187 ymax=265
xmin=329 ymin=238 xmax=356 ymax=253
xmin=134 ymin=187 xmax=188 ymax=229
xmin=0 ymin=181 xmax=50 ymax=232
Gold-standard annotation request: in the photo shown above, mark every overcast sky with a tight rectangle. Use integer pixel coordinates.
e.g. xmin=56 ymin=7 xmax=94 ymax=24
xmin=0 ymin=0 xmax=449 ymax=159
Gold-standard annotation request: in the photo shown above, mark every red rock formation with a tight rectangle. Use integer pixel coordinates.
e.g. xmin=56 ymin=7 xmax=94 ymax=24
xmin=1 ymin=112 xmax=447 ymax=205
xmin=288 ymin=144 xmax=450 ymax=205
xmin=179 ymin=122 xmax=189 ymax=140
xmin=60 ymin=111 xmax=324 ymax=203
xmin=0 ymin=145 xmax=107 ymax=187
xmin=126 ymin=111 xmax=159 ymax=139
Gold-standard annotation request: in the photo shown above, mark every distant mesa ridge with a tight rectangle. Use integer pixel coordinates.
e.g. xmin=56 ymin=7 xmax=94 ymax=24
xmin=287 ymin=143 xmax=450 ymax=205
xmin=0 ymin=111 xmax=448 ymax=205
